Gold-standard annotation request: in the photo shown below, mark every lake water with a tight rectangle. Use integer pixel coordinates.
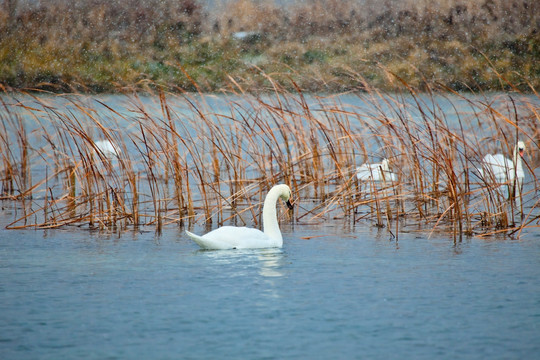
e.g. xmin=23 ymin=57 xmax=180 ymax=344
xmin=1 ymin=92 xmax=539 ymax=358
xmin=1 ymin=220 xmax=539 ymax=359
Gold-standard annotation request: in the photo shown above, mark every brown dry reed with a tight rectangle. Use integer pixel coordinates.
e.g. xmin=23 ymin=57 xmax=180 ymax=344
xmin=0 ymin=73 xmax=539 ymax=239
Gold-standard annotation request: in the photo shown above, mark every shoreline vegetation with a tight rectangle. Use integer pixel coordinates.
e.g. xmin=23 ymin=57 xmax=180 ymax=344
xmin=1 ymin=0 xmax=539 ymax=93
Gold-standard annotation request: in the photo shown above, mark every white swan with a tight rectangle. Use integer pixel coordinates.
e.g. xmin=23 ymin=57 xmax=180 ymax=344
xmin=478 ymin=141 xmax=525 ymax=196
xmin=94 ymin=139 xmax=121 ymax=159
xmin=186 ymin=184 xmax=294 ymax=249
xmin=356 ymin=158 xmax=397 ymax=182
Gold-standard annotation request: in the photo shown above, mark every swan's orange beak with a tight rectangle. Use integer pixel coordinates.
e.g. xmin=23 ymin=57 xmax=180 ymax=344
xmin=286 ymin=200 xmax=294 ymax=210
xmin=519 ymin=148 xmax=524 ymax=157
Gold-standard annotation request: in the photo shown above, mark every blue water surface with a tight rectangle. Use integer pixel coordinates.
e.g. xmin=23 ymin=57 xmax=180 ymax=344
xmin=1 ymin=223 xmax=539 ymax=360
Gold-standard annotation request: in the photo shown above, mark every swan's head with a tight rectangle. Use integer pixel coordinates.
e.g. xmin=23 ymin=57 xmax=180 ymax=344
xmin=276 ymin=184 xmax=294 ymax=210
xmin=517 ymin=141 xmax=525 ymax=158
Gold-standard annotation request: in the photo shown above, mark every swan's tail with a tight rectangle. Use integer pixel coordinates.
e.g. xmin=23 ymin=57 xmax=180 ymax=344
xmin=185 ymin=230 xmax=208 ymax=248
xmin=186 ymin=230 xmax=228 ymax=249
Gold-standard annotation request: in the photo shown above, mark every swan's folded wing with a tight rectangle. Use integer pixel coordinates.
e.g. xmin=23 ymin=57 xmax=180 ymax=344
xmin=187 ymin=227 xmax=273 ymax=249
xmin=482 ymin=154 xmax=514 ymax=182
xmin=384 ymin=171 xmax=397 ymax=182
xmin=356 ymin=169 xmax=371 ymax=180
xmin=356 ymin=164 xmax=377 ymax=180
xmin=356 ymin=163 xmax=394 ymax=182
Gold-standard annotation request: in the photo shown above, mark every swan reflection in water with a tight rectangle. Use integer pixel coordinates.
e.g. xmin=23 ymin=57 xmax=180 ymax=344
xmin=257 ymin=248 xmax=286 ymax=278
xmin=197 ymin=247 xmax=286 ymax=279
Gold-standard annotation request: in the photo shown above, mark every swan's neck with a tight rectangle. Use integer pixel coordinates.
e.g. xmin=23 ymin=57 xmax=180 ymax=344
xmin=513 ymin=147 xmax=524 ymax=199
xmin=513 ymin=147 xmax=523 ymax=172
xmin=262 ymin=188 xmax=283 ymax=246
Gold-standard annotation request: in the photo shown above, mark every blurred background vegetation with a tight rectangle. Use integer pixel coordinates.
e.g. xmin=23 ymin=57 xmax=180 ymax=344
xmin=1 ymin=0 xmax=539 ymax=92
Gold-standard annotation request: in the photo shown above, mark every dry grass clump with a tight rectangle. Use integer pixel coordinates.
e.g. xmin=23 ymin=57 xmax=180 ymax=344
xmin=0 ymin=73 xmax=538 ymax=239
xmin=0 ymin=0 xmax=538 ymax=92
xmin=1 ymin=0 xmax=205 ymax=91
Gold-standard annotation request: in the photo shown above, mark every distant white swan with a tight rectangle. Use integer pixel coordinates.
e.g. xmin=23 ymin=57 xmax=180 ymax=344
xmin=186 ymin=184 xmax=294 ymax=249
xmin=478 ymin=141 xmax=525 ymax=196
xmin=94 ymin=139 xmax=121 ymax=159
xmin=356 ymin=158 xmax=397 ymax=182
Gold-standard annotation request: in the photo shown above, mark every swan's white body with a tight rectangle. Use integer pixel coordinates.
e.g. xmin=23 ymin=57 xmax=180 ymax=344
xmin=186 ymin=184 xmax=293 ymax=250
xmin=356 ymin=159 xmax=397 ymax=182
xmin=94 ymin=140 xmax=121 ymax=159
xmin=478 ymin=141 xmax=525 ymax=196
